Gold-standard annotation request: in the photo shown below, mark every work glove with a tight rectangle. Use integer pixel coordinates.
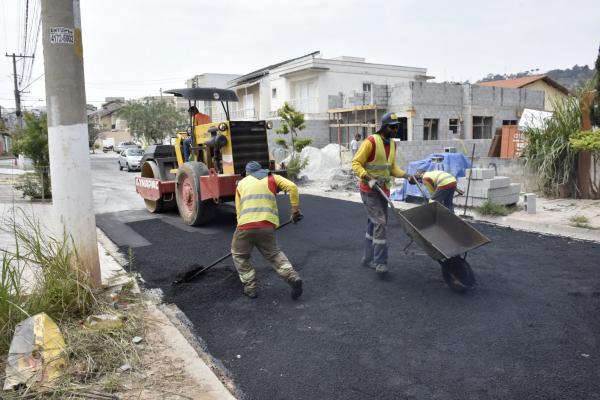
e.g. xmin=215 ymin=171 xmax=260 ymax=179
xmin=368 ymin=178 xmax=378 ymax=189
xmin=456 ymin=188 xmax=465 ymax=196
xmin=291 ymin=207 xmax=304 ymax=224
xmin=405 ymin=174 xmax=417 ymax=185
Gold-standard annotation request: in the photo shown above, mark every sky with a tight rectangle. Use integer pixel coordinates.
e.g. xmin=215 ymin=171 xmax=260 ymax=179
xmin=0 ymin=0 xmax=599 ymax=110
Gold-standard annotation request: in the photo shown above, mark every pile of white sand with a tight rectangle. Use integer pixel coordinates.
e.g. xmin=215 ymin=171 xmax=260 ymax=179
xmin=281 ymin=144 xmax=352 ymax=181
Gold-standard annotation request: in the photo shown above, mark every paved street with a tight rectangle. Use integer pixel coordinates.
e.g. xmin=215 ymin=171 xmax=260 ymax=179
xmin=92 ymin=156 xmax=600 ymax=400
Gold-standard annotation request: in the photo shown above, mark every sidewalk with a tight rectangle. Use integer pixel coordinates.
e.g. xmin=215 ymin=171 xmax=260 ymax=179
xmin=0 ymin=187 xmax=237 ymax=399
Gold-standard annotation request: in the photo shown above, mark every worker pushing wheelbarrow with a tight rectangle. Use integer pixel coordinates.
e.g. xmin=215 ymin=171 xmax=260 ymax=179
xmin=373 ymin=176 xmax=490 ymax=292
xmin=352 ymin=112 xmax=489 ymax=292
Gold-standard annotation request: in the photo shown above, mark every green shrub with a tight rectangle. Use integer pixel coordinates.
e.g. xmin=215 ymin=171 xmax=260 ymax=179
xmin=477 ymin=201 xmax=510 ymax=216
xmin=13 ymin=172 xmax=52 ymax=199
xmin=285 ymin=154 xmax=308 ymax=181
xmin=275 ymin=138 xmax=288 ymax=149
xmin=523 ymin=89 xmax=589 ymax=197
xmin=0 ymin=211 xmax=96 ymax=355
xmin=569 ymin=215 xmax=596 ymax=229
xmin=294 ymin=138 xmax=312 ymax=153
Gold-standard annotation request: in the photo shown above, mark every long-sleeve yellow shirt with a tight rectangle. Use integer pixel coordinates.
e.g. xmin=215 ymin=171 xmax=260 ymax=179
xmin=351 ymin=136 xmax=406 ymax=192
xmin=235 ymin=174 xmax=299 ymax=222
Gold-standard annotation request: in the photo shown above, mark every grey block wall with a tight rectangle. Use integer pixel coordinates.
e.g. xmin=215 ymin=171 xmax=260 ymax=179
xmin=388 ymin=82 xmax=545 ymax=141
xmin=395 ymin=139 xmax=492 ymax=167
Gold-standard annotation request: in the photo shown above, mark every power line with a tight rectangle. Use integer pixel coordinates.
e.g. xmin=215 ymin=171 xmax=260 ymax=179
xmin=20 ymin=72 xmax=43 ymax=91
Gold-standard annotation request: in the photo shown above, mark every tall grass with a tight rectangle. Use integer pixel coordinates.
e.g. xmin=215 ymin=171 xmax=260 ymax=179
xmin=523 ymin=89 xmax=588 ymax=197
xmin=0 ymin=210 xmax=97 ymax=355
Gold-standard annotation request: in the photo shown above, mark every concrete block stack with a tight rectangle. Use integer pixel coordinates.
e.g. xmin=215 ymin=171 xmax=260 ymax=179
xmin=454 ymin=168 xmax=520 ymax=208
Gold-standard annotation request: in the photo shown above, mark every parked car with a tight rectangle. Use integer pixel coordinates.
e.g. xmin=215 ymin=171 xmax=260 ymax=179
xmin=114 ymin=141 xmax=140 ymax=153
xmin=102 ymin=144 xmax=114 ymax=153
xmin=118 ymin=148 xmax=144 ymax=171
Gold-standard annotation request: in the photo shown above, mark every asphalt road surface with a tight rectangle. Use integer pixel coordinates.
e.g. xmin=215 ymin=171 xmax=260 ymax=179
xmin=96 ymin=185 xmax=600 ymax=400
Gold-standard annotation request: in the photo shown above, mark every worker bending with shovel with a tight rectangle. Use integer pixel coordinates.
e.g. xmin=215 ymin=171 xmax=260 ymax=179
xmin=231 ymin=161 xmax=304 ymax=299
xmin=415 ymin=169 xmax=461 ymax=213
xmin=352 ymin=112 xmax=415 ymax=275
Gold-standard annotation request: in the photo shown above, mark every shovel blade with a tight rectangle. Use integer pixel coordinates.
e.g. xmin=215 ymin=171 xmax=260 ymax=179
xmin=172 ymin=264 xmax=206 ymax=285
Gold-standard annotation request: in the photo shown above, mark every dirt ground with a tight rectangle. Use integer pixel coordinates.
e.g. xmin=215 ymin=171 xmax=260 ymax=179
xmin=108 ymin=303 xmax=235 ymax=400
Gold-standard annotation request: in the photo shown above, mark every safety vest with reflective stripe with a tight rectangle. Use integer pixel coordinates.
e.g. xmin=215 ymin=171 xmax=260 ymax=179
xmin=422 ymin=170 xmax=456 ymax=193
xmin=237 ymin=175 xmax=279 ymax=227
xmin=365 ymin=134 xmax=396 ymax=186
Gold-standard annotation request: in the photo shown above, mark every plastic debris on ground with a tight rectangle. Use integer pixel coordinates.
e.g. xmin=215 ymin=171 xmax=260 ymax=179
xmin=83 ymin=314 xmax=125 ymax=331
xmin=3 ymin=313 xmax=67 ymax=390
xmin=390 ymin=152 xmax=471 ymax=201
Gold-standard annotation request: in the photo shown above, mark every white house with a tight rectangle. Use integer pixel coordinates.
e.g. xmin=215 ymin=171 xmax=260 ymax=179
xmin=184 ymin=73 xmax=241 ymax=115
xmin=225 ymin=51 xmax=429 ymax=146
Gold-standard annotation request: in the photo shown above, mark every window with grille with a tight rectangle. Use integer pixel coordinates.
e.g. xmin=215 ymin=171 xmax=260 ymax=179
xmin=473 ymin=116 xmax=492 ymax=139
xmin=423 ymin=118 xmax=439 ymax=140
xmin=449 ymin=118 xmax=459 ymax=134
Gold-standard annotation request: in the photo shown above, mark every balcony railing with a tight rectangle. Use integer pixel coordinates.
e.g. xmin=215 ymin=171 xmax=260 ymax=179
xmin=212 ymin=108 xmax=257 ymax=121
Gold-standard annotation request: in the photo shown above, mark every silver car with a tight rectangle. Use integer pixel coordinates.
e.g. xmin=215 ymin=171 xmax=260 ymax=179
xmin=118 ymin=148 xmax=144 ymax=171
xmin=114 ymin=141 xmax=140 ymax=153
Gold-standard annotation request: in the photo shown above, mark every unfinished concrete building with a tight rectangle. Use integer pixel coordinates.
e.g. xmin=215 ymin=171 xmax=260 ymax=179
xmin=328 ymin=81 xmax=545 ymax=162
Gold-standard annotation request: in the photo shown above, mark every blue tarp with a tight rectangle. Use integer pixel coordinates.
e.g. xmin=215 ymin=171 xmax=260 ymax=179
xmin=390 ymin=152 xmax=471 ymax=201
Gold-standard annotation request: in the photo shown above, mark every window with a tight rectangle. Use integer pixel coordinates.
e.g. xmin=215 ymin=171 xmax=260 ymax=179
xmin=449 ymin=119 xmax=459 ymax=134
xmin=423 ymin=119 xmax=439 ymax=140
xmin=363 ymin=83 xmax=372 ymax=92
xmin=272 ymin=88 xmax=277 ymax=98
xmin=502 ymin=119 xmax=518 ymax=126
xmin=473 ymin=116 xmax=493 ymax=139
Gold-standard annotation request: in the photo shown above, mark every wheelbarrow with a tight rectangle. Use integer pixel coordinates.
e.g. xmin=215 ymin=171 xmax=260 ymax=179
xmin=373 ymin=181 xmax=490 ymax=292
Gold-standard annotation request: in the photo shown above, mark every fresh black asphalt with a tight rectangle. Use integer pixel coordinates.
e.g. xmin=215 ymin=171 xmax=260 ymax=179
xmin=98 ymin=194 xmax=600 ymax=400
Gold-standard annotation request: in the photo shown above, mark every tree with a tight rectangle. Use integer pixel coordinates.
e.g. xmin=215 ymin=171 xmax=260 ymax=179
xmin=11 ymin=112 xmax=51 ymax=198
xmin=276 ymin=102 xmax=311 ymax=155
xmin=12 ymin=112 xmax=49 ymax=169
xmin=275 ymin=102 xmax=312 ymax=180
xmin=592 ymin=45 xmax=600 ymax=127
xmin=87 ymin=121 xmax=104 ymax=153
xmin=120 ymin=100 xmax=186 ymax=144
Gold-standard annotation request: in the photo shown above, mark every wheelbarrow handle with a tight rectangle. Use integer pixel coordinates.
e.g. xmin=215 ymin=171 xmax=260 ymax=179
xmin=412 ymin=179 xmax=430 ymax=199
xmin=373 ymin=183 xmax=398 ymax=211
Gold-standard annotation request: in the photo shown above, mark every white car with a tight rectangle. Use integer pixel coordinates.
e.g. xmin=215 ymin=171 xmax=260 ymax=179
xmin=118 ymin=148 xmax=144 ymax=171
xmin=114 ymin=141 xmax=140 ymax=153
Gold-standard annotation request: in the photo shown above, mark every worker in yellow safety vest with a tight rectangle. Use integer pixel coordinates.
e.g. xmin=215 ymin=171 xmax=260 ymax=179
xmin=231 ymin=161 xmax=304 ymax=299
xmin=415 ymin=169 xmax=459 ymax=213
xmin=351 ymin=112 xmax=415 ymax=275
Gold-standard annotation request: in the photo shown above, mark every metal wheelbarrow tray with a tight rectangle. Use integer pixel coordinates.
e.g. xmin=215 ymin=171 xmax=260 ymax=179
xmin=374 ymin=183 xmax=490 ymax=292
xmin=397 ymin=201 xmax=490 ymax=262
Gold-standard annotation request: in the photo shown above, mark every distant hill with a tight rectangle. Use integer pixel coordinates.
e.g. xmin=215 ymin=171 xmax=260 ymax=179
xmin=478 ymin=65 xmax=596 ymax=91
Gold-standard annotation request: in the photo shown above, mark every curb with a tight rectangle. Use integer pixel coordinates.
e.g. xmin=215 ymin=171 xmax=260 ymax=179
xmin=96 ymin=228 xmax=239 ymax=400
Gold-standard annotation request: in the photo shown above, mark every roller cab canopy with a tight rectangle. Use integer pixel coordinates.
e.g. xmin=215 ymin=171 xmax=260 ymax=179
xmin=164 ymin=88 xmax=239 ymax=102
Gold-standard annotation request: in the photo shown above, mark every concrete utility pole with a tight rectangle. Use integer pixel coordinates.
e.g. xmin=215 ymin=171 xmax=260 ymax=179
xmin=40 ymin=0 xmax=101 ymax=287
xmin=4 ymin=53 xmax=34 ymax=127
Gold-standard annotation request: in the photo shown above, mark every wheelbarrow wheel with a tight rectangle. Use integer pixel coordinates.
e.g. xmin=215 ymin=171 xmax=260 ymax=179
xmin=439 ymin=256 xmax=476 ymax=293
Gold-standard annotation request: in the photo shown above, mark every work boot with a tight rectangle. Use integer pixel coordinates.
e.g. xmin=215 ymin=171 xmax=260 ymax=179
xmin=375 ymin=264 xmax=388 ymax=275
xmin=361 ymin=257 xmax=375 ymax=269
xmin=243 ymin=286 xmax=257 ymax=299
xmin=288 ymin=277 xmax=303 ymax=300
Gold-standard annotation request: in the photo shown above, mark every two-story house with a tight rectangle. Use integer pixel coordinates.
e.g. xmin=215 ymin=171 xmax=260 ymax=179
xmin=225 ymin=51 xmax=429 ymax=147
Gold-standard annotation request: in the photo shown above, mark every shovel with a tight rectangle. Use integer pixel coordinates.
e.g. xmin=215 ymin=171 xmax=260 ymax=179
xmin=172 ymin=219 xmax=295 ymax=285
